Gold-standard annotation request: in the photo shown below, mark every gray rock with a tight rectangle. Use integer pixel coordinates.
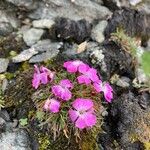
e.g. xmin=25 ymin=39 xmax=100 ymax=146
xmin=136 ymin=68 xmax=149 ymax=84
xmin=116 ymin=76 xmax=131 ymax=88
xmin=129 ymin=0 xmax=142 ymax=6
xmin=0 ymin=129 xmax=32 ymax=150
xmin=29 ymin=49 xmax=59 ymax=63
xmin=5 ymin=0 xmax=37 ymax=10
xmin=12 ymin=39 xmax=62 ymax=63
xmin=0 ymin=58 xmax=9 ymax=73
xmin=23 ymin=28 xmax=44 ymax=46
xmin=29 ymin=0 xmax=111 ymax=22
xmin=32 ymin=19 xmax=55 ymax=29
xmin=12 ymin=48 xmax=38 ymax=63
xmin=91 ymin=20 xmax=108 ymax=43
xmin=32 ymin=39 xmax=62 ymax=52
xmin=0 ymin=10 xmax=20 ymax=29
xmin=1 ymin=78 xmax=8 ymax=92
xmin=0 ymin=22 xmax=13 ymax=36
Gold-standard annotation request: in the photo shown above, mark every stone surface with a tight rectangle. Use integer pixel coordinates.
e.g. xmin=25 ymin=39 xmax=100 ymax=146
xmin=29 ymin=0 xmax=111 ymax=22
xmin=0 ymin=22 xmax=13 ymax=36
xmin=116 ymin=76 xmax=131 ymax=88
xmin=12 ymin=48 xmax=38 ymax=63
xmin=5 ymin=0 xmax=37 ymax=10
xmin=29 ymin=49 xmax=59 ymax=63
xmin=129 ymin=0 xmax=142 ymax=6
xmin=0 ymin=129 xmax=32 ymax=150
xmin=91 ymin=20 xmax=108 ymax=43
xmin=31 ymin=39 xmax=62 ymax=52
xmin=0 ymin=58 xmax=9 ymax=73
xmin=29 ymin=39 xmax=62 ymax=63
xmin=54 ymin=18 xmax=92 ymax=43
xmin=32 ymin=19 xmax=55 ymax=29
xmin=0 ymin=9 xmax=20 ymax=29
xmin=12 ymin=39 xmax=62 ymax=63
xmin=109 ymin=92 xmax=150 ymax=149
xmin=23 ymin=28 xmax=44 ymax=46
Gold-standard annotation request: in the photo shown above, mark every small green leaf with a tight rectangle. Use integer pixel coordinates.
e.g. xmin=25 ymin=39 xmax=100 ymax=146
xmin=19 ymin=118 xmax=28 ymax=126
xmin=36 ymin=111 xmax=45 ymax=121
xmin=141 ymin=51 xmax=150 ymax=76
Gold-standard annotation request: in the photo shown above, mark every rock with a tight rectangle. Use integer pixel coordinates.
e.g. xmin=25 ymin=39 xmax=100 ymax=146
xmin=136 ymin=68 xmax=149 ymax=84
xmin=12 ymin=39 xmax=62 ymax=63
xmin=91 ymin=20 xmax=108 ymax=43
xmin=12 ymin=48 xmax=38 ymax=63
xmin=29 ymin=0 xmax=111 ymax=22
xmin=109 ymin=92 xmax=150 ymax=149
xmin=0 ymin=117 xmax=6 ymax=132
xmin=31 ymin=39 xmax=62 ymax=52
xmin=104 ymin=8 xmax=150 ymax=44
xmin=32 ymin=19 xmax=55 ymax=29
xmin=29 ymin=39 xmax=62 ymax=63
xmin=0 ymin=9 xmax=20 ymax=29
xmin=0 ymin=129 xmax=33 ymax=150
xmin=0 ymin=58 xmax=9 ymax=73
xmin=29 ymin=49 xmax=59 ymax=63
xmin=116 ymin=76 xmax=131 ymax=88
xmin=5 ymin=0 xmax=37 ymax=10
xmin=1 ymin=78 xmax=8 ymax=92
xmin=0 ymin=22 xmax=13 ymax=36
xmin=129 ymin=0 xmax=142 ymax=6
xmin=23 ymin=28 xmax=45 ymax=46
xmin=54 ymin=18 xmax=92 ymax=43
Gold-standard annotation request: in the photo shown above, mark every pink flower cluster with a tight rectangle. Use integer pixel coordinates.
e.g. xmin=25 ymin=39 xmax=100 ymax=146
xmin=32 ymin=60 xmax=113 ymax=129
xmin=63 ymin=60 xmax=113 ymax=102
xmin=32 ymin=65 xmax=54 ymax=89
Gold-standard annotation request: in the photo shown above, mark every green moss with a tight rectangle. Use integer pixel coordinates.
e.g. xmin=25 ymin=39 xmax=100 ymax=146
xmin=144 ymin=142 xmax=150 ymax=150
xmin=38 ymin=133 xmax=51 ymax=150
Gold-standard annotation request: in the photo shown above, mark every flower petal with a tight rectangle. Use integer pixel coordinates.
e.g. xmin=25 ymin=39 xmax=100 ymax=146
xmin=60 ymin=88 xmax=72 ymax=101
xmin=49 ymin=98 xmax=60 ymax=113
xmin=82 ymin=112 xmax=97 ymax=127
xmin=93 ymin=80 xmax=103 ymax=92
xmin=51 ymin=85 xmax=62 ymax=97
xmin=87 ymin=68 xmax=99 ymax=82
xmin=75 ymin=117 xmax=86 ymax=129
xmin=60 ymin=79 xmax=73 ymax=89
xmin=63 ymin=60 xmax=84 ymax=73
xmin=77 ymin=75 xmax=91 ymax=85
xmin=40 ymin=72 xmax=48 ymax=84
xmin=78 ymin=63 xmax=90 ymax=74
xmin=72 ymin=98 xmax=93 ymax=111
xmin=103 ymin=83 xmax=113 ymax=103
xmin=69 ymin=109 xmax=79 ymax=122
xmin=32 ymin=73 xmax=41 ymax=89
xmin=43 ymin=99 xmax=51 ymax=111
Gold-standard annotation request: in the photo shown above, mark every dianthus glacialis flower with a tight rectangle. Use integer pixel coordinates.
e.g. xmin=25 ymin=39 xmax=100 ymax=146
xmin=93 ymin=80 xmax=113 ymax=103
xmin=63 ymin=60 xmax=88 ymax=73
xmin=52 ymin=79 xmax=73 ymax=101
xmin=32 ymin=65 xmax=55 ymax=89
xmin=69 ymin=98 xmax=96 ymax=129
xmin=43 ymin=98 xmax=60 ymax=113
xmin=77 ymin=65 xmax=99 ymax=85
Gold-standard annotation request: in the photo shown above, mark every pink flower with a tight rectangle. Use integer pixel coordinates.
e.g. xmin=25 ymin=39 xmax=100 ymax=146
xmin=69 ymin=98 xmax=96 ymax=129
xmin=32 ymin=65 xmax=55 ymax=89
xmin=51 ymin=79 xmax=73 ymax=101
xmin=43 ymin=98 xmax=60 ymax=113
xmin=93 ymin=80 xmax=113 ymax=103
xmin=77 ymin=67 xmax=99 ymax=85
xmin=63 ymin=60 xmax=89 ymax=73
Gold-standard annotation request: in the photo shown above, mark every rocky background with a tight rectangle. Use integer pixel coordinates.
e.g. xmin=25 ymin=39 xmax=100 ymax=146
xmin=0 ymin=0 xmax=150 ymax=150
